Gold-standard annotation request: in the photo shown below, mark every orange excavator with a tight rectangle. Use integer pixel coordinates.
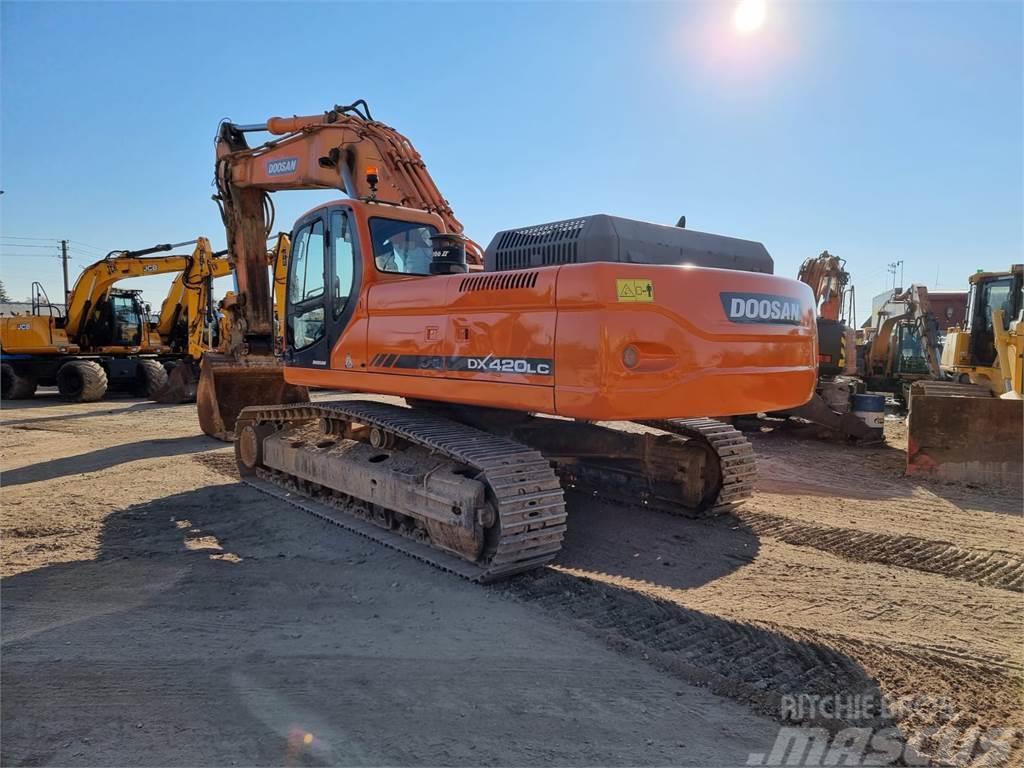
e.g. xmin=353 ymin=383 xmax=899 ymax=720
xmin=770 ymin=251 xmax=882 ymax=441
xmin=200 ymin=100 xmax=818 ymax=580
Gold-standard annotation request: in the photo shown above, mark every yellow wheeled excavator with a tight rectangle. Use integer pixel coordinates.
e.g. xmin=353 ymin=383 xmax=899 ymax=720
xmin=0 ymin=238 xmax=215 ymax=402
xmin=150 ymin=242 xmax=232 ymax=402
xmin=153 ymin=233 xmax=291 ymax=402
xmin=907 ymin=265 xmax=1022 ymax=488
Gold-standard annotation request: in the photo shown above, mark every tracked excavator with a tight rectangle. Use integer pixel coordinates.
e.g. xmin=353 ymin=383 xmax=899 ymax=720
xmin=768 ymin=252 xmax=882 ymax=441
xmin=199 ymin=100 xmax=818 ymax=580
xmin=863 ymin=284 xmax=943 ymax=403
xmin=0 ymin=239 xmax=219 ymax=402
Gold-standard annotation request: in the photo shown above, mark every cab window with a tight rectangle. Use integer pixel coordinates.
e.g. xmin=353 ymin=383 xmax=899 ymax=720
xmin=370 ymin=217 xmax=438 ymax=276
xmin=981 ymin=277 xmax=1014 ymax=332
xmin=331 ymin=209 xmax=356 ymax=319
xmin=287 ymin=219 xmax=326 ymax=350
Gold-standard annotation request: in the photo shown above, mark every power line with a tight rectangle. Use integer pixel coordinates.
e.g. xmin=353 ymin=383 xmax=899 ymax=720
xmin=0 ymin=235 xmax=60 ymax=242
xmin=0 ymin=242 xmax=61 ymax=249
xmin=0 ymin=257 xmax=64 ymax=264
xmin=68 ymin=240 xmax=107 ymax=253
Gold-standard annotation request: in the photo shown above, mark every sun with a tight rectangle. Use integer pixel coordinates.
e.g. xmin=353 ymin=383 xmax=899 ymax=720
xmin=734 ymin=0 xmax=767 ymax=35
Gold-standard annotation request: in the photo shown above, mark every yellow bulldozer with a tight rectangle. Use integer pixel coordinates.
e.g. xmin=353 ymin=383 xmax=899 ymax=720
xmin=907 ymin=265 xmax=1022 ymax=488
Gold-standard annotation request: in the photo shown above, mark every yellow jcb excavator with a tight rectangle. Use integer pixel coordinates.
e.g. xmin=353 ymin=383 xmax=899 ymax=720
xmin=907 ymin=265 xmax=1023 ymax=488
xmin=153 ymin=233 xmax=291 ymax=402
xmin=0 ymin=238 xmax=215 ymax=402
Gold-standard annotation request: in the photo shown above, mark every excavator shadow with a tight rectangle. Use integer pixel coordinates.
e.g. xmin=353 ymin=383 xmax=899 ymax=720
xmin=556 ymin=490 xmax=760 ymax=590
xmin=1 ymin=397 xmax=187 ymax=428
xmin=1 ymin=435 xmax=215 ymax=487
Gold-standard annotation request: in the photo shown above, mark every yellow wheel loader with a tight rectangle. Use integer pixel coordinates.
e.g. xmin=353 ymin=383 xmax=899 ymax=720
xmin=907 ymin=265 xmax=1023 ymax=488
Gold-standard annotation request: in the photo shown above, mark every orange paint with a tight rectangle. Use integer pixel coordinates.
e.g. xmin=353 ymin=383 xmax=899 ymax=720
xmin=282 ymin=200 xmax=818 ymax=421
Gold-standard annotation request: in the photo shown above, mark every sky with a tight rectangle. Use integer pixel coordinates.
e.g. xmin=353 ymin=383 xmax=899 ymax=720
xmin=1 ymin=0 xmax=1021 ymax=325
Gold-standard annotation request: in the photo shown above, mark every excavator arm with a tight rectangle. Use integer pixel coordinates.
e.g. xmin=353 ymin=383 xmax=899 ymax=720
xmin=797 ymin=251 xmax=849 ymax=322
xmin=65 ymin=240 xmax=212 ymax=349
xmin=155 ymin=240 xmax=230 ymax=352
xmin=269 ymin=232 xmax=290 ymax=354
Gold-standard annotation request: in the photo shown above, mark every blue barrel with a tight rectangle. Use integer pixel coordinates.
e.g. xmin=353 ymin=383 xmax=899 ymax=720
xmin=852 ymin=394 xmax=885 ymax=429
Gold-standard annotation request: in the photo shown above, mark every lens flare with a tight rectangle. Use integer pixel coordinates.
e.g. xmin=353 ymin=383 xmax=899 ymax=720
xmin=734 ymin=0 xmax=766 ymax=35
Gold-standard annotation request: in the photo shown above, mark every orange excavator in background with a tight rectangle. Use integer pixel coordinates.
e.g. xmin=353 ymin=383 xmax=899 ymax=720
xmin=766 ymin=251 xmax=881 ymax=441
xmin=200 ymin=100 xmax=819 ymax=580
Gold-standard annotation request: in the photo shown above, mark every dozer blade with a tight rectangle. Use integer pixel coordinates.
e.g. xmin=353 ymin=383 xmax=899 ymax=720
xmin=197 ymin=353 xmax=309 ymax=441
xmin=907 ymin=383 xmax=1023 ymax=490
xmin=152 ymin=361 xmax=200 ymax=404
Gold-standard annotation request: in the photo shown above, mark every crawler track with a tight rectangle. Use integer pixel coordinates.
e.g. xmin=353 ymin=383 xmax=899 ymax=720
xmin=639 ymin=418 xmax=757 ymax=512
xmin=235 ymin=400 xmax=567 ymax=582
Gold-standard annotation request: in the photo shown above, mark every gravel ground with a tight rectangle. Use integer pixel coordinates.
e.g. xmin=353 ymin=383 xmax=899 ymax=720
xmin=2 ymin=392 xmax=1021 ymax=767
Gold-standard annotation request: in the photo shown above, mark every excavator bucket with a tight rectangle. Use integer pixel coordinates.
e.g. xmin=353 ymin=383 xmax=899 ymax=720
xmin=152 ymin=361 xmax=200 ymax=404
xmin=197 ymin=353 xmax=309 ymax=441
xmin=906 ymin=382 xmax=1023 ymax=490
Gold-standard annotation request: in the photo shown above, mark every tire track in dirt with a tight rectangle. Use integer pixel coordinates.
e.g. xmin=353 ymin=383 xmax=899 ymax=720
xmin=504 ymin=567 xmax=1024 ymax=768
xmin=738 ymin=511 xmax=1024 ymax=593
xmin=503 ymin=568 xmax=889 ymax=729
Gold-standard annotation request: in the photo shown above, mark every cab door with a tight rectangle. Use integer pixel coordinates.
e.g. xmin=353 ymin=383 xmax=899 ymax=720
xmin=970 ymin=276 xmax=1014 ymax=367
xmin=285 ymin=206 xmax=362 ymax=369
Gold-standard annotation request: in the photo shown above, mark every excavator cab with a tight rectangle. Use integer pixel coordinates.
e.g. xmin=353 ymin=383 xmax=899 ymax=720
xmin=965 ymin=270 xmax=1022 ymax=368
xmin=79 ymin=289 xmax=148 ymax=350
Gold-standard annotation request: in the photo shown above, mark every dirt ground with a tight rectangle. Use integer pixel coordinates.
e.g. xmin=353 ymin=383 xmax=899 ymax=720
xmin=2 ymin=392 xmax=1021 ymax=767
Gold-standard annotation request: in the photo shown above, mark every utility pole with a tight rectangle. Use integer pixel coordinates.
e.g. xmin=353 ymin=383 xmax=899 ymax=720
xmin=887 ymin=260 xmax=904 ymax=295
xmin=60 ymin=239 xmax=70 ymax=306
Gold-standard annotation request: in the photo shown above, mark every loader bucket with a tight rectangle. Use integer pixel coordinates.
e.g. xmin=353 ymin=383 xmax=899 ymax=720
xmin=907 ymin=383 xmax=1023 ymax=490
xmin=152 ymin=361 xmax=200 ymax=404
xmin=197 ymin=353 xmax=310 ymax=441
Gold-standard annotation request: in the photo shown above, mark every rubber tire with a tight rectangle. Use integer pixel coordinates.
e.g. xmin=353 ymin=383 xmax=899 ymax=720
xmin=56 ymin=360 xmax=108 ymax=403
xmin=1 ymin=363 xmax=38 ymax=400
xmin=135 ymin=358 xmax=169 ymax=398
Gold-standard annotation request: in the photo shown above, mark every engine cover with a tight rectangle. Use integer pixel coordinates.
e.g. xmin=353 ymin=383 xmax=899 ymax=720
xmin=484 ymin=214 xmax=773 ymax=274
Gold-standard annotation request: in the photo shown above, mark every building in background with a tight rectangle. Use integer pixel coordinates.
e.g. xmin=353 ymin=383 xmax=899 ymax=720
xmin=863 ymin=288 xmax=967 ymax=333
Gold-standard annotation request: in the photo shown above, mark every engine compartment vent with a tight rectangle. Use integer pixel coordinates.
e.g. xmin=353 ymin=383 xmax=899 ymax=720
xmin=489 ymin=219 xmax=586 ymax=271
xmin=459 ymin=271 xmax=539 ymax=293
xmin=484 ymin=214 xmax=774 ymax=274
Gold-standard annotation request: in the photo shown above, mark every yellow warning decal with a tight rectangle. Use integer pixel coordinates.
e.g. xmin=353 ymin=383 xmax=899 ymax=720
xmin=616 ymin=278 xmax=654 ymax=302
